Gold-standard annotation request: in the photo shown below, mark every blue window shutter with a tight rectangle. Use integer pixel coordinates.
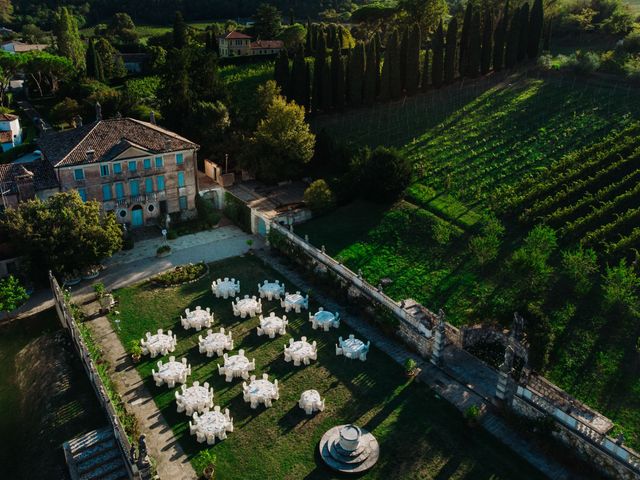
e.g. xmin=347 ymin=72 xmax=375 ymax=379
xmin=100 ymin=164 xmax=109 ymax=176
xmin=130 ymin=180 xmax=139 ymax=196
xmin=157 ymin=175 xmax=165 ymax=191
xmin=145 ymin=178 xmax=153 ymax=193
xmin=102 ymin=184 xmax=112 ymax=201
xmin=74 ymin=168 xmax=84 ymax=180
xmin=155 ymin=156 xmax=163 ymax=168
xmin=144 ymin=158 xmax=151 ymax=169
xmin=178 ymin=171 xmax=185 ymax=187
xmin=78 ymin=188 xmax=87 ymax=201
xmin=128 ymin=161 xmax=137 ymax=172
xmin=115 ymin=183 xmax=124 ymax=199
xmin=176 ymin=153 xmax=184 ymax=165
xmin=113 ymin=163 xmax=122 ymax=174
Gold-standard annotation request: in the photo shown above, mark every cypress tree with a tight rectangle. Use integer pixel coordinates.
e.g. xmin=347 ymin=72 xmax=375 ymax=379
xmin=305 ymin=19 xmax=312 ymax=53
xmin=86 ymin=39 xmax=98 ymax=79
xmin=379 ymin=33 xmax=392 ymax=101
xmin=421 ymin=47 xmax=430 ymax=92
xmin=173 ymin=11 xmax=188 ymax=49
xmin=459 ymin=2 xmax=473 ymax=75
xmin=517 ymin=3 xmax=529 ymax=62
xmin=322 ymin=61 xmax=332 ymax=112
xmin=388 ymin=30 xmax=402 ymax=99
xmin=528 ymin=0 xmax=544 ymax=59
xmin=363 ymin=40 xmax=378 ymax=105
xmin=405 ymin=24 xmax=421 ymax=95
xmin=481 ymin=7 xmax=493 ymax=75
xmin=444 ymin=17 xmax=458 ymax=84
xmin=468 ymin=11 xmax=481 ymax=77
xmin=543 ymin=19 xmax=551 ymax=52
xmin=431 ymin=20 xmax=444 ymax=88
xmin=505 ymin=12 xmax=519 ymax=68
xmin=274 ymin=49 xmax=290 ymax=97
xmin=312 ymin=33 xmax=327 ymax=113
xmin=374 ymin=33 xmax=382 ymax=95
xmin=348 ymin=42 xmax=365 ymax=107
xmin=304 ymin=61 xmax=311 ymax=112
xmin=493 ymin=0 xmax=509 ymax=72
xmin=338 ymin=26 xmax=345 ymax=50
xmin=290 ymin=48 xmax=308 ymax=110
xmin=53 ymin=6 xmax=86 ymax=70
xmin=331 ymin=41 xmax=345 ymax=109
xmin=400 ymin=27 xmax=409 ymax=91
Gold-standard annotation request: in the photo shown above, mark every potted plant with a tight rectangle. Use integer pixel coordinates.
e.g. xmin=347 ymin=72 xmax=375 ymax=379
xmin=63 ymin=270 xmax=82 ymax=286
xmin=199 ymin=450 xmax=217 ymax=480
xmin=129 ymin=339 xmax=143 ymax=363
xmin=94 ymin=282 xmax=106 ymax=301
xmin=404 ymin=358 xmax=419 ymax=378
xmin=157 ymin=245 xmax=172 ymax=257
xmin=246 ymin=239 xmax=254 ymax=254
xmin=82 ymin=265 xmax=101 ymax=280
xmin=464 ymin=404 xmax=482 ymax=427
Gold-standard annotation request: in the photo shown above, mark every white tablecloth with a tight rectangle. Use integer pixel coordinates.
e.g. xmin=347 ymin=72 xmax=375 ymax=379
xmin=177 ymin=383 xmax=213 ymax=415
xmin=153 ymin=360 xmax=189 ymax=387
xmin=143 ymin=333 xmax=176 ymax=358
xmin=243 ymin=375 xmax=279 ymax=409
xmin=284 ymin=338 xmax=317 ymax=366
xmin=257 ymin=313 xmax=287 ymax=338
xmin=191 ymin=407 xmax=233 ymax=445
xmin=212 ymin=279 xmax=239 ymax=299
xmin=199 ymin=329 xmax=233 ymax=357
xmin=258 ymin=282 xmax=284 ymax=300
xmin=183 ymin=308 xmax=212 ymax=331
xmin=299 ymin=389 xmax=324 ymax=414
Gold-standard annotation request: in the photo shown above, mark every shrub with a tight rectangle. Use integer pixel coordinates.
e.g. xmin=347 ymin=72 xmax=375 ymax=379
xmin=561 ymin=247 xmax=598 ymax=295
xmin=404 ymin=358 xmax=417 ymax=373
xmin=564 ymin=50 xmax=601 ymax=74
xmin=128 ymin=339 xmax=142 ymax=357
xmin=361 ymin=146 xmax=412 ymax=203
xmin=154 ymin=262 xmax=207 ymax=286
xmin=156 ymin=245 xmax=171 ymax=255
xmin=623 ymin=55 xmax=640 ymax=79
xmin=166 ymin=229 xmax=178 ymax=240
xmin=93 ymin=282 xmax=106 ymax=299
xmin=602 ymin=259 xmax=640 ymax=314
xmin=195 ymin=194 xmax=221 ymax=228
xmin=464 ymin=405 xmax=481 ymax=421
xmin=304 ymin=179 xmax=336 ymax=214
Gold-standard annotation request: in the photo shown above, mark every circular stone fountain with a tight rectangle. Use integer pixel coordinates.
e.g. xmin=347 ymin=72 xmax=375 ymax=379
xmin=319 ymin=424 xmax=380 ymax=473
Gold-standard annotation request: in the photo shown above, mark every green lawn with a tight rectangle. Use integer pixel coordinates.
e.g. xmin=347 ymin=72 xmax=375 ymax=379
xmin=111 ymin=255 xmax=543 ymax=479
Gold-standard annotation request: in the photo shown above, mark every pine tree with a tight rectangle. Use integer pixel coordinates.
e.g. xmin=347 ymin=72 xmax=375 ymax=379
xmin=400 ymin=27 xmax=409 ymax=92
xmin=444 ymin=17 xmax=458 ymax=84
xmin=405 ymin=24 xmax=421 ymax=96
xmin=505 ymin=12 xmax=519 ymax=68
xmin=173 ymin=10 xmax=188 ymax=49
xmin=481 ymin=7 xmax=493 ymax=75
xmin=388 ymin=30 xmax=402 ymax=99
xmin=528 ymin=0 xmax=544 ymax=59
xmin=493 ymin=0 xmax=509 ymax=72
xmin=459 ymin=2 xmax=473 ymax=75
xmin=431 ymin=20 xmax=444 ymax=88
xmin=363 ymin=40 xmax=378 ymax=105
xmin=312 ymin=33 xmax=327 ymax=113
xmin=468 ymin=11 xmax=481 ymax=77
xmin=348 ymin=42 xmax=365 ymax=107
xmin=517 ymin=3 xmax=530 ymax=62
xmin=331 ymin=41 xmax=345 ymax=109
xmin=53 ymin=6 xmax=85 ymax=70
xmin=274 ymin=49 xmax=290 ymax=97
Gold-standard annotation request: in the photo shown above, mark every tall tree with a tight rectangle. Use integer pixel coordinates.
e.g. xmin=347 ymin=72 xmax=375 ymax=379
xmin=388 ymin=30 xmax=402 ymax=99
xmin=431 ymin=20 xmax=444 ymax=88
xmin=274 ymin=49 xmax=290 ymax=97
xmin=493 ymin=0 xmax=509 ymax=71
xmin=348 ymin=42 xmax=366 ymax=107
xmin=459 ymin=2 xmax=473 ymax=76
xmin=0 ymin=0 xmax=12 ymax=24
xmin=505 ymin=12 xmax=519 ymax=68
xmin=444 ymin=17 xmax=458 ymax=84
xmin=421 ymin=47 xmax=430 ymax=92
xmin=468 ymin=11 xmax=482 ymax=77
xmin=305 ymin=19 xmax=312 ymax=52
xmin=405 ymin=24 xmax=421 ymax=95
xmin=53 ymin=7 xmax=85 ymax=70
xmin=363 ymin=39 xmax=378 ymax=105
xmin=312 ymin=34 xmax=327 ymax=113
xmin=106 ymin=12 xmax=138 ymax=44
xmin=290 ymin=48 xmax=309 ymax=109
xmin=85 ymin=39 xmax=105 ymax=82
xmin=95 ymin=38 xmax=126 ymax=80
xmin=253 ymin=3 xmax=282 ymax=39
xmin=173 ymin=11 xmax=188 ymax=48
xmin=400 ymin=27 xmax=409 ymax=91
xmin=321 ymin=61 xmax=332 ymax=112
xmin=481 ymin=7 xmax=493 ymax=75
xmin=528 ymin=0 xmax=544 ymax=59
xmin=374 ymin=33 xmax=382 ymax=96
xmin=517 ymin=3 xmax=530 ymax=62
xmin=331 ymin=42 xmax=346 ymax=109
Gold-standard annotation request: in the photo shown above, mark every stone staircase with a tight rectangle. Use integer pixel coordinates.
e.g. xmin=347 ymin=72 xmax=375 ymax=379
xmin=63 ymin=428 xmax=130 ymax=480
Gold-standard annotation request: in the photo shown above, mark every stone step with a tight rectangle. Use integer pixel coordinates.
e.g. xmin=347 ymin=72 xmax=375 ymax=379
xmin=73 ymin=437 xmax=117 ymax=466
xmin=64 ymin=427 xmax=129 ymax=480
xmin=77 ymin=448 xmax=122 ymax=475
xmin=67 ymin=428 xmax=112 ymax=455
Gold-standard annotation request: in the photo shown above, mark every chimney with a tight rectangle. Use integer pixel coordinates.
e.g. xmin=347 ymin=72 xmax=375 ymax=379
xmin=86 ymin=148 xmax=95 ymax=163
xmin=149 ymin=110 xmax=156 ymax=125
xmin=95 ymin=102 xmax=102 ymax=121
xmin=76 ymin=115 xmax=83 ymax=127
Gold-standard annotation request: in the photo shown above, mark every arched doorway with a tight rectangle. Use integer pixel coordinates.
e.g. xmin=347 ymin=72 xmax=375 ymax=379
xmin=131 ymin=205 xmax=144 ymax=227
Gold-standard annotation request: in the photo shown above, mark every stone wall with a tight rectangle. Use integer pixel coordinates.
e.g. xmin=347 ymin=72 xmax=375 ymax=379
xmin=397 ymin=321 xmax=432 ymax=358
xmin=460 ymin=324 xmax=528 ymax=361
xmin=512 ymin=396 xmax=640 ymax=480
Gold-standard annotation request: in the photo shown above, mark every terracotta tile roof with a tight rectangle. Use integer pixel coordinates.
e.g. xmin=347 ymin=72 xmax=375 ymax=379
xmin=222 ymin=31 xmax=252 ymax=40
xmin=251 ymin=40 xmax=284 ymax=49
xmin=0 ymin=113 xmax=18 ymax=121
xmin=0 ymin=158 xmax=59 ymax=194
xmin=0 ymin=131 xmax=12 ymax=143
xmin=37 ymin=118 xmax=199 ymax=168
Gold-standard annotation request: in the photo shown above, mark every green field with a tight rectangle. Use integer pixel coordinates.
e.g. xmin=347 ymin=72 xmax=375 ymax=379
xmin=300 ymin=74 xmax=640 ymax=450
xmin=111 ymin=255 xmax=543 ymax=479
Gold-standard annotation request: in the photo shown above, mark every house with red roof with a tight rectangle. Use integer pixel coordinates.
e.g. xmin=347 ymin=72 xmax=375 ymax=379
xmin=218 ymin=31 xmax=283 ymax=58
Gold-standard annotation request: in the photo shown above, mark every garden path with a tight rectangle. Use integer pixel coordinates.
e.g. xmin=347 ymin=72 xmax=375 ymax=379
xmin=257 ymin=250 xmax=581 ymax=480
xmin=84 ymin=302 xmax=197 ymax=480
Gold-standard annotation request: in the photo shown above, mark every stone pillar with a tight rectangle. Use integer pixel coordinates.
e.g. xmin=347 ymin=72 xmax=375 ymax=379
xmin=430 ymin=310 xmax=446 ymax=366
xmin=495 ymin=344 xmax=515 ymax=407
